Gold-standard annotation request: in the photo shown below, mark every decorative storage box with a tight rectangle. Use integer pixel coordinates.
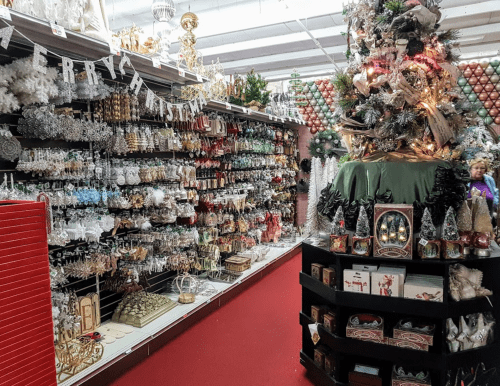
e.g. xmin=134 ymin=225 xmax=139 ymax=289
xmin=311 ymin=263 xmax=325 ymax=281
xmin=344 ymin=269 xmax=371 ymax=294
xmin=323 ymin=267 xmax=336 ymax=288
xmin=224 ymin=256 xmax=251 ymax=272
xmin=371 ymin=272 xmax=400 ymax=297
xmin=417 ymin=239 xmax=441 ymax=259
xmin=441 ymin=239 xmax=465 ymax=260
xmin=373 ymin=204 xmax=413 ymax=259
xmin=346 ymin=314 xmax=384 ymax=342
xmin=311 ymin=305 xmax=329 ymax=323
xmin=388 ymin=337 xmax=428 ymax=351
xmin=349 ymin=365 xmax=383 ymax=386
xmin=323 ymin=312 xmax=337 ymax=334
xmin=313 ymin=346 xmax=328 ymax=369
xmin=391 ymin=366 xmax=432 ymax=386
xmin=325 ymin=354 xmax=337 ymax=377
xmin=330 ymin=234 xmax=349 ymax=253
xmin=351 ymin=236 xmax=372 ymax=256
xmin=393 ymin=319 xmax=434 ymax=346
xmin=404 ymin=275 xmax=443 ymax=302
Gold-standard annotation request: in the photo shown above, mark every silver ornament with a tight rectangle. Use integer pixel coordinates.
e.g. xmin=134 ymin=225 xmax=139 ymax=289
xmin=315 ymin=138 xmax=320 ymax=144
xmin=314 ymin=106 xmax=321 ymax=113
xmin=310 ymin=99 xmax=317 ymax=106
xmin=318 ymin=112 xmax=325 ymax=119
xmin=328 ymin=136 xmax=332 ymax=140
xmin=322 ymin=119 xmax=329 ymax=126
xmin=303 ymin=85 xmax=310 ymax=93
xmin=306 ymin=92 xmax=313 ymax=100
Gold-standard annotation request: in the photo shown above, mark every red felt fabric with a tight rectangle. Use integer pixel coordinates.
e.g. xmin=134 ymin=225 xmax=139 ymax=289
xmin=109 ymin=252 xmax=314 ymax=386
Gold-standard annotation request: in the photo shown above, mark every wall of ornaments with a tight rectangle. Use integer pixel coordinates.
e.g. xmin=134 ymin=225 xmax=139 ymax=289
xmin=296 ymin=79 xmax=336 ymax=134
xmin=457 ymin=58 xmax=500 ymax=131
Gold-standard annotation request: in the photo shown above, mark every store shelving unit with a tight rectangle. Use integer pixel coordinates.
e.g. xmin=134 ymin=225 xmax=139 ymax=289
xmin=300 ymin=240 xmax=500 ymax=386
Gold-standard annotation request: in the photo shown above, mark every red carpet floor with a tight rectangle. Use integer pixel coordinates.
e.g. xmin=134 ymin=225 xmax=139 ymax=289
xmin=109 ymin=251 xmax=314 ymax=386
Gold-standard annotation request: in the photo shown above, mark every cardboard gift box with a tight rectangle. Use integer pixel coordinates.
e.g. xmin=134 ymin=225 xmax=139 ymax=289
xmin=351 ymin=236 xmax=372 ymax=256
xmin=391 ymin=366 xmax=432 ymax=386
xmin=323 ymin=312 xmax=337 ymax=334
xmin=346 ymin=314 xmax=384 ymax=341
xmin=417 ymin=239 xmax=441 ymax=259
xmin=325 ymin=354 xmax=337 ymax=377
xmin=224 ymin=256 xmax=251 ymax=272
xmin=311 ymin=263 xmax=324 ymax=281
xmin=313 ymin=346 xmax=328 ymax=369
xmin=404 ymin=274 xmax=443 ymax=302
xmin=388 ymin=337 xmax=428 ymax=351
xmin=441 ymin=239 xmax=465 ymax=259
xmin=311 ymin=305 xmax=330 ymax=323
xmin=344 ymin=269 xmax=371 ymax=294
xmin=393 ymin=319 xmax=434 ymax=346
xmin=373 ymin=204 xmax=413 ymax=259
xmin=349 ymin=365 xmax=382 ymax=386
xmin=371 ymin=271 xmax=400 ymax=297
xmin=323 ymin=267 xmax=336 ymax=288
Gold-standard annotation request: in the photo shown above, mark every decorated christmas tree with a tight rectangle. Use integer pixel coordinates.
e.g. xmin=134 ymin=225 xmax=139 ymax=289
xmin=230 ymin=69 xmax=270 ymax=109
xmin=442 ymin=207 xmax=460 ymax=241
xmin=456 ymin=201 xmax=472 ymax=232
xmin=420 ymin=208 xmax=437 ymax=240
xmin=331 ymin=206 xmax=346 ymax=236
xmin=355 ymin=206 xmax=371 ymax=238
xmin=335 ymin=0 xmax=484 ymax=160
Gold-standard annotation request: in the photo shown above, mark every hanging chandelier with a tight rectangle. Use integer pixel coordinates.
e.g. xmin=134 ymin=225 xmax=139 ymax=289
xmin=151 ymin=0 xmax=176 ymax=22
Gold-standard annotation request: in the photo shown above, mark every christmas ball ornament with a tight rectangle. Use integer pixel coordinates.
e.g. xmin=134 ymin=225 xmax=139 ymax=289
xmin=330 ymin=105 xmax=335 ymax=112
xmin=318 ymin=126 xmax=325 ymax=132
xmin=468 ymin=76 xmax=478 ymax=85
xmin=458 ymin=62 xmax=468 ymax=71
xmin=490 ymin=91 xmax=499 ymax=100
xmin=310 ymin=127 xmax=318 ymax=134
xmin=309 ymin=113 xmax=317 ymax=120
xmin=318 ymin=112 xmax=325 ymax=119
xmin=302 ymin=114 xmax=310 ymax=121
xmin=306 ymin=92 xmax=313 ymax=100
xmin=314 ymin=106 xmax=321 ymax=113
xmin=318 ymin=84 xmax=326 ymax=92
xmin=469 ymin=61 xmax=478 ymax=69
xmin=480 ymin=75 xmax=489 ymax=84
xmin=495 ymin=100 xmax=500 ymax=108
xmin=321 ymin=105 xmax=329 ymax=113
xmin=327 ymin=135 xmax=332 ymax=140
xmin=317 ymin=99 xmax=325 ymax=106
xmin=489 ymin=108 xmax=499 ymax=117
xmin=468 ymin=93 xmax=478 ymax=102
xmin=462 ymin=85 xmax=472 ymax=94
xmin=463 ymin=68 xmax=473 ymax=78
xmin=490 ymin=74 xmax=499 ymax=84
xmin=478 ymin=108 xmax=488 ymax=118
xmin=151 ymin=0 xmax=176 ymax=22
xmin=322 ymin=91 xmax=329 ymax=98
xmin=329 ymin=119 xmax=335 ymax=124
xmin=314 ymin=119 xmax=321 ymax=126
xmin=307 ymin=121 xmax=313 ymax=127
xmin=298 ymin=107 xmax=306 ymax=114
xmin=315 ymin=138 xmax=320 ymax=144
xmin=495 ymin=116 xmax=500 ymax=125
xmin=306 ymin=106 xmax=313 ymax=113
xmin=458 ymin=77 xmax=467 ymax=87
xmin=484 ymin=116 xmax=493 ymax=125
xmin=474 ymin=67 xmax=484 ymax=77
xmin=326 ymin=97 xmax=333 ymax=104
xmin=496 ymin=83 xmax=500 ymax=91
xmin=484 ymin=100 xmax=494 ymax=109
xmin=496 ymin=66 xmax=500 ymax=75
xmin=314 ymin=91 xmax=321 ymax=99
xmin=310 ymin=84 xmax=318 ymax=92
xmin=480 ymin=59 xmax=490 ymax=69
xmin=310 ymin=99 xmax=318 ymax=106
xmin=479 ymin=92 xmax=488 ymax=101
xmin=326 ymin=83 xmax=334 ymax=91
xmin=326 ymin=112 xmax=332 ymax=119
xmin=473 ymin=84 xmax=483 ymax=93
xmin=491 ymin=58 xmax=500 ymax=68
xmin=307 ymin=81 xmax=314 ymax=86
xmin=485 ymin=66 xmax=495 ymax=76
xmin=484 ymin=83 xmax=494 ymax=93
xmin=303 ymin=85 xmax=310 ymax=93
xmin=322 ymin=119 xmax=329 ymax=126
xmin=315 ymin=79 xmax=322 ymax=85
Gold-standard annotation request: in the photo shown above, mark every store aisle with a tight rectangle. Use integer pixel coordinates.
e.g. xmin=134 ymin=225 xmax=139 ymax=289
xmin=109 ymin=251 xmax=314 ymax=386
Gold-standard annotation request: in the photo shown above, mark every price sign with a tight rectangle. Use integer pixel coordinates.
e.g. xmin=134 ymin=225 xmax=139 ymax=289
xmin=269 ymin=114 xmax=273 ymax=120
xmin=50 ymin=22 xmax=67 ymax=38
xmin=109 ymin=42 xmax=121 ymax=56
xmin=0 ymin=5 xmax=12 ymax=20
xmin=178 ymin=68 xmax=185 ymax=77
xmin=196 ymin=74 xmax=203 ymax=82
xmin=241 ymin=107 xmax=247 ymax=114
xmin=280 ymin=118 xmax=285 ymax=123
xmin=151 ymin=57 xmax=161 ymax=69
xmin=247 ymin=108 xmax=252 ymax=115
xmin=225 ymin=102 xmax=232 ymax=110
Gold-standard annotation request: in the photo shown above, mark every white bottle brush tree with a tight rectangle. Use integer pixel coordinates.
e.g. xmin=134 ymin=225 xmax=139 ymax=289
xmin=331 ymin=206 xmax=346 ymax=236
xmin=420 ymin=208 xmax=437 ymax=241
xmin=355 ymin=206 xmax=370 ymax=238
xmin=442 ymin=207 xmax=460 ymax=241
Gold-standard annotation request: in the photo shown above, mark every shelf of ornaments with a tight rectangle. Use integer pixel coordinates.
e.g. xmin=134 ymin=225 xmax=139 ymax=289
xmin=205 ymin=100 xmax=306 ymax=128
xmin=57 ymin=236 xmax=305 ymax=386
xmin=299 ymin=311 xmax=500 ymax=370
xmin=6 ymin=9 xmax=208 ymax=86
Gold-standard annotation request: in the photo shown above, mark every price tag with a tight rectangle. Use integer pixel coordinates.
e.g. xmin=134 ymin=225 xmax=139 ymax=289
xmin=247 ymin=108 xmax=252 ymax=115
xmin=294 ymin=118 xmax=298 ymax=123
xmin=178 ymin=68 xmax=185 ymax=77
xmin=0 ymin=5 xmax=12 ymax=20
xmin=419 ymin=239 xmax=428 ymax=246
xmin=66 ymin=183 xmax=74 ymax=191
xmin=196 ymin=74 xmax=203 ymax=82
xmin=237 ymin=279 xmax=242 ymax=285
xmin=241 ymin=107 xmax=247 ymax=114
xmin=288 ymin=116 xmax=293 ymax=122
xmin=269 ymin=114 xmax=273 ymax=120
xmin=109 ymin=42 xmax=121 ymax=56
xmin=151 ymin=57 xmax=161 ymax=69
xmin=225 ymin=102 xmax=232 ymax=110
xmin=280 ymin=118 xmax=285 ymax=123
xmin=50 ymin=22 xmax=67 ymax=38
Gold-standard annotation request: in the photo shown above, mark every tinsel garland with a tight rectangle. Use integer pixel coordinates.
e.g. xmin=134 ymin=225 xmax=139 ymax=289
xmin=317 ymin=163 xmax=469 ymax=232
xmin=308 ymin=129 xmax=345 ymax=162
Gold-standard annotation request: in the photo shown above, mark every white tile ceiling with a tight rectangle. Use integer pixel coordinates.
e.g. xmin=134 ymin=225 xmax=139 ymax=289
xmin=106 ymin=0 xmax=500 ymax=81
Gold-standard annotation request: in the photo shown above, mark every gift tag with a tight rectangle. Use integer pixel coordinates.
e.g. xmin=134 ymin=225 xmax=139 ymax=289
xmin=308 ymin=323 xmax=320 ymax=345
xmin=0 ymin=5 xmax=12 ymax=20
xmin=280 ymin=118 xmax=285 ymax=123
xmin=109 ymin=42 xmax=121 ymax=56
xmin=196 ymin=74 xmax=203 ymax=82
xmin=269 ymin=114 xmax=273 ymax=121
xmin=225 ymin=102 xmax=232 ymax=110
xmin=50 ymin=22 xmax=67 ymax=38
xmin=419 ymin=238 xmax=428 ymax=246
xmin=178 ymin=68 xmax=185 ymax=77
xmin=247 ymin=109 xmax=252 ymax=115
xmin=241 ymin=107 xmax=247 ymax=114
xmin=151 ymin=57 xmax=161 ymax=69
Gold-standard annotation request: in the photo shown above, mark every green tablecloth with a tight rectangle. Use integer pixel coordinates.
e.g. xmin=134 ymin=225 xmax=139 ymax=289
xmin=333 ymin=161 xmax=449 ymax=203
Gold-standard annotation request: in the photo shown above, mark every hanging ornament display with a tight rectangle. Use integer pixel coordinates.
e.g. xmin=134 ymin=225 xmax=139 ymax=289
xmin=298 ymin=78 xmax=337 ymax=134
